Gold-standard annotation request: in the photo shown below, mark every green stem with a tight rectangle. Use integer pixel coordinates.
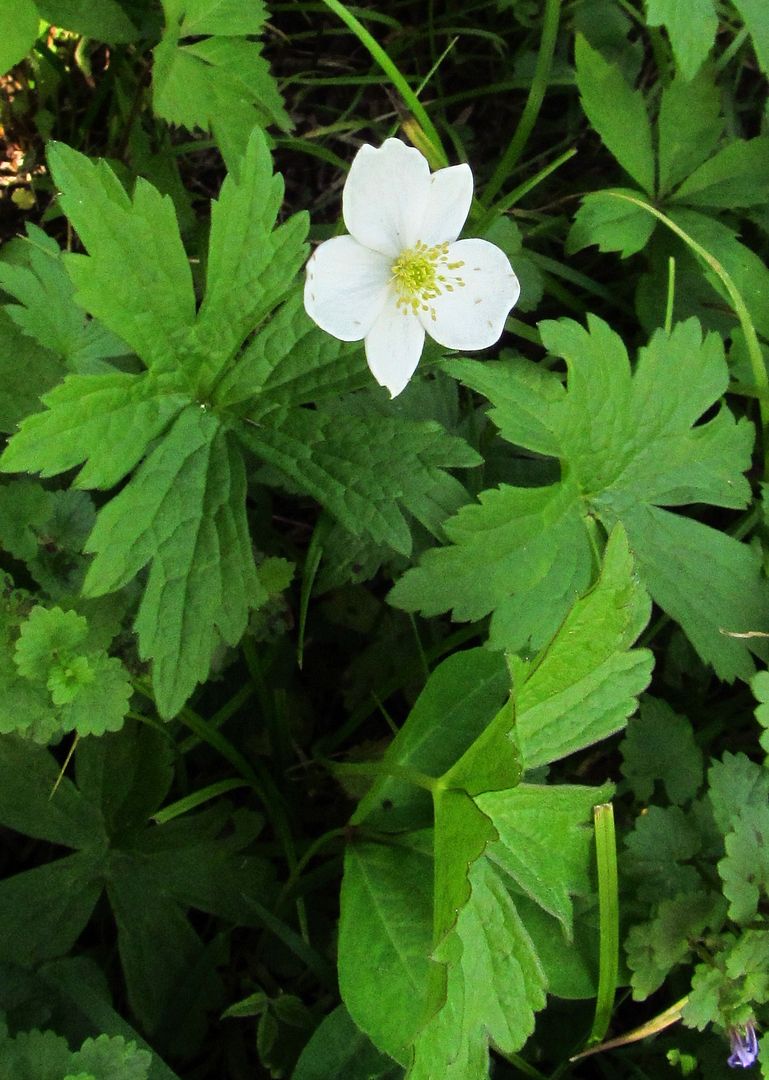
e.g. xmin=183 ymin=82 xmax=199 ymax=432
xmin=605 ymin=190 xmax=769 ymax=475
xmin=481 ymin=0 xmax=561 ymax=207
xmin=664 ymin=255 xmax=676 ymax=334
xmin=325 ymin=758 xmax=439 ymax=793
xmin=589 ymin=802 xmax=619 ymax=1046
xmin=318 ymin=0 xmax=447 ymax=167
xmin=275 ymin=827 xmax=348 ymax=911
xmin=474 ymin=146 xmax=577 ymax=233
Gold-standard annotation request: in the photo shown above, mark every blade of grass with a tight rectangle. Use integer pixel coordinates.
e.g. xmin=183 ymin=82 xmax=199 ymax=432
xmin=481 ymin=0 xmax=562 ymax=206
xmin=318 ymin=0 xmax=448 ymax=167
xmin=152 ymin=779 xmax=249 ymax=824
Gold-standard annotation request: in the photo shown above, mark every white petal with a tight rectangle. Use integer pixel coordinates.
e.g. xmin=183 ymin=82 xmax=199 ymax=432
xmin=417 ymin=163 xmax=473 ymax=246
xmin=343 ymin=139 xmax=431 ymax=257
xmin=364 ymin=302 xmax=426 ymax=397
xmin=421 ymin=238 xmax=520 ymax=351
xmin=304 ymin=235 xmax=391 ymax=341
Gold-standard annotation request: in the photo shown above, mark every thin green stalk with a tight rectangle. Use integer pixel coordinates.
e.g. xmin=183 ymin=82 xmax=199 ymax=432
xmin=298 ymin=514 xmax=331 ymax=669
xmin=318 ymin=0 xmax=447 ymax=167
xmin=275 ymin=827 xmax=348 ymax=910
xmin=606 ymin=190 xmax=769 ymax=474
xmin=178 ymin=681 xmax=255 ymax=754
xmin=482 ymin=0 xmax=561 ymax=207
xmin=505 ymin=316 xmax=542 ymax=347
xmin=325 ymin=758 xmax=439 ymax=793
xmin=495 ymin=1050 xmax=550 ymax=1080
xmin=589 ymin=802 xmax=619 ymax=1046
xmin=474 ymin=147 xmax=577 ymax=233
xmin=152 ymin=779 xmax=248 ymax=824
xmin=664 ymin=256 xmax=676 ymax=334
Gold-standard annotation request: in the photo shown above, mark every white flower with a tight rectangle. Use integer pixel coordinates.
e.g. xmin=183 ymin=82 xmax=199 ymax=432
xmin=303 ymin=138 xmax=521 ymax=398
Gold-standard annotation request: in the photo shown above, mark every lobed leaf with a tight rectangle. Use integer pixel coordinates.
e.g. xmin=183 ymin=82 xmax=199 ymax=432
xmin=196 ymin=129 xmax=309 ymax=376
xmin=395 ymin=316 xmax=764 ymax=681
xmin=82 ymin=406 xmax=264 ymax=717
xmin=47 ymin=142 xmax=197 ymax=378
xmin=0 ymin=371 xmax=190 ymax=490
xmin=243 ymin=409 xmax=479 ymax=556
xmin=153 ymin=1 xmax=290 ymax=170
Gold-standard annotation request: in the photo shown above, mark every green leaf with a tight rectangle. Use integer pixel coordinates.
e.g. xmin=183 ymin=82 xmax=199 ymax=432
xmin=213 ymin=290 xmax=367 ymax=413
xmin=67 ymin=1035 xmax=152 ymax=1080
xmin=37 ymin=0 xmax=140 ymax=42
xmin=352 ymin=648 xmax=509 ymax=833
xmin=623 ymin=505 xmax=769 ymax=683
xmin=0 ymin=224 xmax=129 ymax=372
xmin=390 ymin=479 xmax=595 ymax=652
xmin=683 ymin=931 xmax=769 ymax=1030
xmin=0 ymin=309 xmax=63 ymax=433
xmin=667 ymin=207 xmax=769 ymax=342
xmin=7 ymin=603 xmax=132 ymax=739
xmin=162 ymin=0 xmax=267 ymax=35
xmin=623 ymin=805 xmax=705 ymax=903
xmin=106 ymin=855 xmax=219 ymax=1035
xmin=0 ymin=853 xmax=104 ymax=967
xmin=195 ymin=129 xmax=308 ymax=377
xmin=0 ymin=479 xmax=53 ymax=562
xmin=57 ymin=653 xmax=132 ymax=736
xmin=82 ymin=406 xmax=263 ymax=718
xmin=725 ymin=931 xmax=769 ymax=1007
xmin=14 ymin=605 xmax=89 ymax=683
xmin=0 ymin=733 xmax=100 ymax=847
xmin=0 ymin=372 xmax=189 ymax=490
xmin=398 ymin=315 xmax=762 ymax=681
xmin=567 ymin=188 xmax=656 ymax=258
xmin=733 ymin=0 xmax=769 ymax=76
xmin=513 ymin=526 xmax=652 ymax=768
xmin=46 ymin=142 xmax=197 ymax=378
xmin=574 ymin=33 xmax=655 ymax=194
xmin=719 ymin=805 xmax=769 ymax=924
xmin=672 ymin=137 xmax=769 ymax=208
xmin=481 ymin=218 xmax=544 ymax=313
xmin=657 ymin=67 xmax=723 ymax=198
xmin=0 ymin=1029 xmax=71 ymax=1080
xmin=339 ymin=832 xmax=434 ymax=1062
xmin=752 ymin=670 xmax=769 ymax=758
xmin=292 ymin=1006 xmax=400 ymax=1080
xmin=479 ymin=783 xmax=612 ymax=935
xmin=345 ymin=532 xmax=649 ymax=1075
xmin=620 ymin=696 xmax=704 ymax=804
xmin=243 ymin=409 xmax=479 ymax=556
xmin=708 ymin=752 xmax=769 ymax=836
xmin=0 ymin=0 xmax=39 ymax=76
xmin=152 ymin=0 xmax=290 ymax=170
xmin=626 ymin=891 xmax=726 ymax=1000
xmin=539 ymin=316 xmax=751 ymax=514
xmin=409 ymin=858 xmax=546 ymax=1080
xmin=75 ymin=722 xmax=173 ymax=836
xmin=645 ymin=0 xmax=717 ymax=80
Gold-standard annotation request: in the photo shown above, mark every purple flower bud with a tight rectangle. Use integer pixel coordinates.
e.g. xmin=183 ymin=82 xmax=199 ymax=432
xmin=728 ymin=1023 xmax=759 ymax=1069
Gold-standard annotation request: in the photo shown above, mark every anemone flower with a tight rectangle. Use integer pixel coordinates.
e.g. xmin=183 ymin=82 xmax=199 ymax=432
xmin=304 ymin=138 xmax=520 ymax=397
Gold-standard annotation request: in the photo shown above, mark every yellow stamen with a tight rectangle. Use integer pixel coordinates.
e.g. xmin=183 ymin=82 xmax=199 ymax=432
xmin=390 ymin=240 xmax=465 ymax=318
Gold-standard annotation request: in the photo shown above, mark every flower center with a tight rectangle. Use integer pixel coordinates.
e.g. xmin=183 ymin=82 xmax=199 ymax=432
xmin=390 ymin=241 xmax=465 ymax=319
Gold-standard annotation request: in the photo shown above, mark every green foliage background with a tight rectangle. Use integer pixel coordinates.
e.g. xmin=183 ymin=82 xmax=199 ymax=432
xmin=0 ymin=1 xmax=769 ymax=1078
